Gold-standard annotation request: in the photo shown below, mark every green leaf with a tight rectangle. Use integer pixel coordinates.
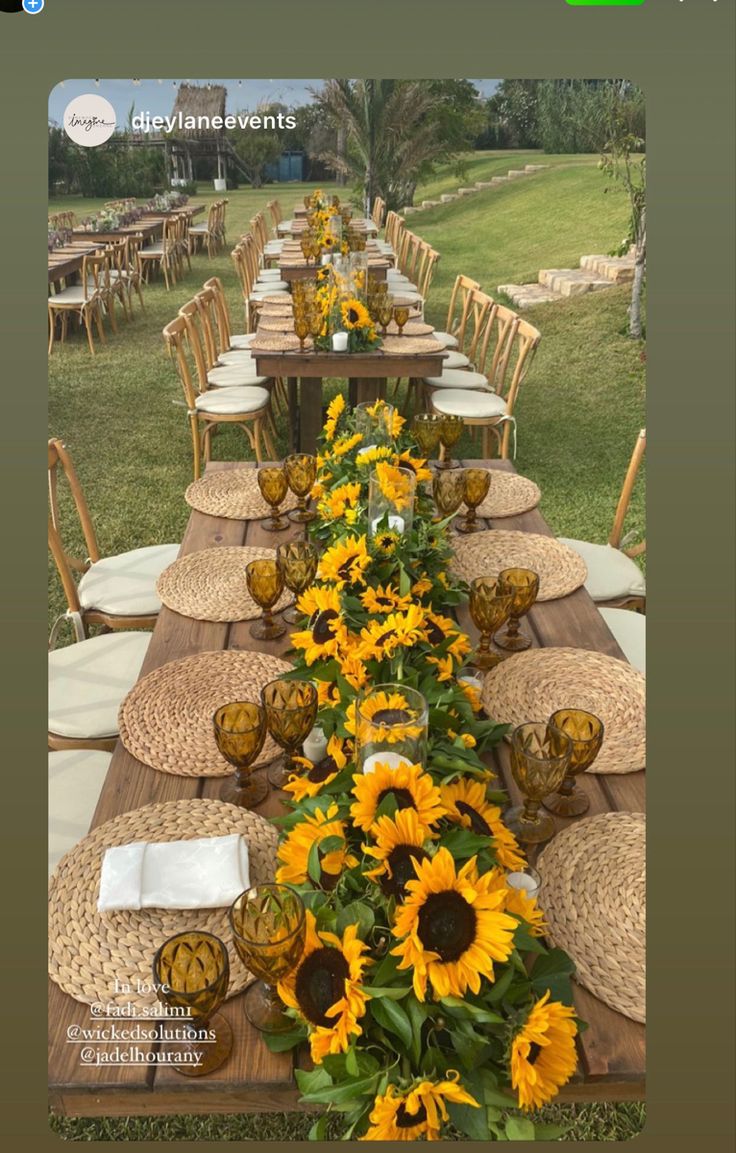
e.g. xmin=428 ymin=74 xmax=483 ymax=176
xmin=345 ymin=1047 xmax=359 ymax=1077
xmin=299 ymin=1073 xmax=380 ymax=1107
xmin=530 ymin=948 xmax=576 ymax=1006
xmin=374 ymin=791 xmax=399 ymax=820
xmin=336 ymin=900 xmax=375 ymax=939
xmin=440 ymin=826 xmax=492 ymax=859
xmin=440 ymin=995 xmax=503 ymax=1025
xmin=308 ymin=1116 xmax=329 ymax=1141
xmin=307 ymin=839 xmax=323 ymax=885
xmin=372 ymin=949 xmax=401 ymax=985
xmin=405 ymin=996 xmax=427 ymax=1065
xmin=365 ymin=985 xmax=411 ymax=1000
xmin=505 ymin=1116 xmax=536 ymax=1141
xmin=318 ymin=834 xmax=345 ymax=855
xmin=446 ymin=1068 xmax=490 ymax=1140
xmin=295 ymin=1065 xmax=333 ymax=1095
xmin=531 ymin=1122 xmax=570 ymax=1140
xmin=370 ymin=997 xmax=413 ymax=1052
xmin=262 ymin=1026 xmax=307 ymax=1052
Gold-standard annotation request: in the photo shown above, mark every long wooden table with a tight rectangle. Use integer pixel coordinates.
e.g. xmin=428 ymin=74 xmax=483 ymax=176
xmin=48 ymin=459 xmax=645 ymax=1117
xmin=48 ymin=242 xmax=104 ymax=286
xmin=70 ymin=219 xmax=163 ymax=246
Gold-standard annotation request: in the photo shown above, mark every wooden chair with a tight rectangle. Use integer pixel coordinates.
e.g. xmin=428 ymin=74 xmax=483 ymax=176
xmin=137 ymin=216 xmax=179 ymax=290
xmin=48 ymin=252 xmax=107 ymax=356
xmin=371 ymin=196 xmax=386 ymax=231
xmin=118 ymin=233 xmax=146 ymax=314
xmin=404 ymin=287 xmax=493 ymax=413
xmin=104 ymin=238 xmax=131 ymax=323
xmin=203 ymin=275 xmax=256 ymax=353
xmin=559 ymin=430 xmax=646 ymax=609
xmin=163 ymin=316 xmax=276 ymax=479
xmin=189 ymin=200 xmax=220 ymax=258
xmin=433 ymin=273 xmax=482 ymax=350
xmin=48 ymin=438 xmax=179 ymax=641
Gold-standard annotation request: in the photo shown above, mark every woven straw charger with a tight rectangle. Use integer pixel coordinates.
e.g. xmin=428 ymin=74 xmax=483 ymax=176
xmin=185 ymin=469 xmax=298 ymax=521
xmin=537 ymin=811 xmax=645 ymax=1022
xmin=156 ymin=546 xmax=293 ymax=622
xmin=48 ymin=799 xmax=277 ymax=1010
xmin=119 ymin=649 xmax=293 ymax=776
xmin=452 ymin=530 xmax=587 ymax=601
xmin=481 ymin=647 xmax=645 ymax=774
xmin=460 ymin=471 xmax=541 ymax=520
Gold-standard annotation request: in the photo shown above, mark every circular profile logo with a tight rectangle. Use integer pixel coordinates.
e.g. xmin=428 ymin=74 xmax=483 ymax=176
xmin=63 ymin=94 xmax=117 ymax=147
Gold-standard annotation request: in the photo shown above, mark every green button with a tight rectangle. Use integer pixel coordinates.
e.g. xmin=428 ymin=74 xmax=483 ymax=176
xmin=566 ymin=1 xmax=645 ymax=6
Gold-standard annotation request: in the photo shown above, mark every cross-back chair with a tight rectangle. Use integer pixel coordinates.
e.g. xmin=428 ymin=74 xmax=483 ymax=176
xmin=48 ymin=251 xmax=108 ymax=355
xmin=137 ymin=216 xmax=179 ymax=290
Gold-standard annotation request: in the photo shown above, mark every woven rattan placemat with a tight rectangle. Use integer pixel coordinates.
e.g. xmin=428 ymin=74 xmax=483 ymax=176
xmin=452 ymin=530 xmax=587 ymax=601
xmin=380 ymin=335 xmax=444 ymax=355
xmin=258 ymin=317 xmax=295 ymax=332
xmin=185 ymin=469 xmax=298 ymax=521
xmin=481 ymin=647 xmax=645 ymax=774
xmin=250 ymin=334 xmax=307 ymax=353
xmin=119 ymin=649 xmax=293 ymax=775
xmin=260 ymin=293 xmax=291 ymax=303
xmin=461 ymin=471 xmax=542 ymax=519
xmin=156 ymin=546 xmax=293 ymax=622
xmin=48 ymin=799 xmax=277 ymax=1009
xmin=537 ymin=811 xmax=645 ymax=1022
xmin=386 ymin=320 xmax=435 ymax=336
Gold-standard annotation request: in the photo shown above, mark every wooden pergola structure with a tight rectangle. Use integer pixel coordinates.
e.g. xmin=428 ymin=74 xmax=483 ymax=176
xmin=167 ymin=83 xmax=229 ymax=185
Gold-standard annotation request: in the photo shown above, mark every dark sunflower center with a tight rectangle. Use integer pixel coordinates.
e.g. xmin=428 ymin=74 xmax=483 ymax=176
xmin=308 ymin=755 xmax=338 ymax=783
xmin=372 ymin=708 xmax=411 ymax=725
xmin=379 ymin=629 xmax=397 ymax=644
xmin=417 ymin=891 xmax=477 ymax=963
xmin=396 ymin=1102 xmax=428 ymax=1129
xmin=295 ymin=947 xmax=349 ymax=1027
xmin=376 ymin=787 xmax=415 ymax=812
xmin=348 ymin=307 xmax=360 ymax=325
xmin=382 ymin=845 xmax=429 ymax=898
xmin=456 ymin=800 xmax=492 ymax=837
xmin=426 ymin=620 xmax=446 ymax=645
xmin=338 ymin=559 xmax=355 ymax=580
xmin=527 ymin=1042 xmax=542 ymax=1066
xmin=311 ymin=608 xmax=338 ymax=644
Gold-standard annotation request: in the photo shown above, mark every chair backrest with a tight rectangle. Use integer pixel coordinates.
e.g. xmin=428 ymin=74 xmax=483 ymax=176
xmin=82 ymin=252 xmax=110 ymax=300
xmin=609 ymin=429 xmax=646 ymax=555
xmin=417 ymin=247 xmax=440 ymax=301
xmin=161 ymin=215 xmax=179 ymax=254
xmin=206 ymin=201 xmax=219 ymax=231
xmin=106 ymin=237 xmax=128 ymax=278
xmin=162 ymin=315 xmax=199 ymax=407
xmin=371 ymin=196 xmax=386 ymax=230
xmin=48 ymin=439 xmax=101 ymax=616
xmin=444 ymin=274 xmax=481 ymax=344
xmin=191 ymin=289 xmax=223 ymax=368
xmin=126 ymin=232 xmax=144 ymax=274
xmin=473 ymin=302 xmax=519 ymax=390
xmin=178 ymin=300 xmax=212 ymax=388
xmin=459 ymin=289 xmax=495 ymax=366
xmin=498 ymin=315 xmax=541 ymax=414
xmin=204 ymin=276 xmax=233 ymax=352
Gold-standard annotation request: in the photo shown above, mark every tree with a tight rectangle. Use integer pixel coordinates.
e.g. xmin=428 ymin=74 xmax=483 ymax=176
xmin=227 ymin=107 xmax=282 ymax=188
xmin=599 ymin=83 xmax=646 ymax=339
xmin=312 ymin=79 xmax=477 ymax=210
xmin=487 ymin=81 xmax=541 ymax=149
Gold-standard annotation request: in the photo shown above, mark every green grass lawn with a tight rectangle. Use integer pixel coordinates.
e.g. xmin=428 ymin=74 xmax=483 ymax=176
xmin=48 ymin=156 xmax=645 ymax=1140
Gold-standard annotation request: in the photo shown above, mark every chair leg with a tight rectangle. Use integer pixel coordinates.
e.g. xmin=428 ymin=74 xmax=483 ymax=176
xmin=162 ymin=258 xmax=170 ymax=292
xmin=94 ymin=302 xmax=106 ymax=345
xmin=262 ymin=415 xmax=277 ymax=461
xmin=107 ymin=296 xmax=118 ymax=334
xmin=203 ymin=423 xmax=213 ymax=463
xmin=252 ymin=419 xmax=264 ymax=464
xmin=83 ymin=309 xmax=96 ymax=356
xmin=190 ymin=415 xmax=202 ymax=480
xmin=48 ymin=308 xmax=55 ymax=355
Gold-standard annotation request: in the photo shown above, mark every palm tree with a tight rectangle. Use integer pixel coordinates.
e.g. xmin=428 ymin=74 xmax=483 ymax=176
xmin=313 ymin=80 xmax=459 ymax=212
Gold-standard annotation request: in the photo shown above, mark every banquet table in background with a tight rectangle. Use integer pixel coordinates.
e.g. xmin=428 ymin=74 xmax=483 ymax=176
xmin=48 ymin=459 xmax=645 ymax=1118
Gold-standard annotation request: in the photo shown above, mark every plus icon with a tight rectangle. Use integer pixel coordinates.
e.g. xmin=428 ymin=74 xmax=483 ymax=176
xmin=23 ymin=0 xmax=45 ymax=11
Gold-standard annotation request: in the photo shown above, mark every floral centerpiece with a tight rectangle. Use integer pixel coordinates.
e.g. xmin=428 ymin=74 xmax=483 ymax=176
xmin=312 ymin=271 xmax=381 ymax=354
xmin=267 ymin=397 xmax=582 ymax=1141
xmin=147 ymin=191 xmax=189 ymax=212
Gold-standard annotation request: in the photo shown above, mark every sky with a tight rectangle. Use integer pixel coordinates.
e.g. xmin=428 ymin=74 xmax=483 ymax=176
xmin=48 ymin=78 xmax=500 ymax=127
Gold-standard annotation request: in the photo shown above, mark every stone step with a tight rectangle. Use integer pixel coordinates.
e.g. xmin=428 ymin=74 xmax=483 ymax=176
xmin=491 ymin=176 xmax=508 ymax=185
xmin=506 ymin=170 xmax=526 ymax=179
xmin=402 ymin=205 xmax=420 ymax=215
xmin=475 ymin=181 xmax=495 ymax=190
xmin=440 ymin=193 xmax=458 ymax=203
xmin=497 ymin=283 xmax=560 ymax=309
xmin=579 ymin=253 xmax=636 ymax=283
xmin=538 ymin=268 xmax=612 ymax=297
xmin=421 ymin=199 xmax=440 ymax=208
xmin=524 ymin=164 xmax=548 ymax=173
xmin=457 ymin=187 xmax=478 ymax=196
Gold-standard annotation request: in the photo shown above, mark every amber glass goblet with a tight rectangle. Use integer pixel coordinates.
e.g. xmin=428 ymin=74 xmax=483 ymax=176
xmin=393 ymin=303 xmax=410 ymax=335
xmin=506 ymin=722 xmax=572 ymax=845
xmin=468 ymin=577 xmax=513 ymax=671
xmin=494 ymin=567 xmax=540 ymax=651
xmin=213 ymin=701 xmax=268 ymax=808
xmin=262 ymin=678 xmax=318 ymax=788
xmin=299 ymin=236 xmax=312 ymax=263
xmin=307 ymin=305 xmax=323 ymax=346
xmin=377 ymin=296 xmax=394 ymax=336
xmin=152 ymin=931 xmax=232 ymax=1076
xmin=229 ymin=884 xmax=306 ymax=1033
xmin=437 ymin=414 xmax=464 ymax=471
xmin=277 ymin=540 xmax=319 ymax=625
xmin=412 ymin=412 xmax=443 ymax=460
xmin=257 ymin=465 xmax=289 ymax=532
xmin=458 ymin=468 xmax=492 ymax=534
xmin=245 ymin=559 xmax=286 ymax=641
xmin=432 ymin=469 xmax=466 ymax=519
xmin=543 ymin=709 xmax=604 ymax=817
xmin=285 ymin=453 xmax=317 ymax=524
xmin=294 ymin=313 xmax=310 ymax=351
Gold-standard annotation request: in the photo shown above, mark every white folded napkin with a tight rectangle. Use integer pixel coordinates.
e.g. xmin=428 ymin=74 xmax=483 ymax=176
xmin=97 ymin=834 xmax=250 ymax=912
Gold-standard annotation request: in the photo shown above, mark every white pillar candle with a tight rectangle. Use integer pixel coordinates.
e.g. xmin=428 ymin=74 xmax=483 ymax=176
xmin=361 ymin=751 xmax=413 ymax=775
xmin=302 ymin=726 xmax=328 ymax=765
xmin=370 ymin=514 xmax=405 ymax=535
xmin=332 ymin=331 xmax=348 ymax=351
xmin=506 ymin=870 xmax=541 ymax=900
xmin=321 ymin=254 xmax=333 ymax=266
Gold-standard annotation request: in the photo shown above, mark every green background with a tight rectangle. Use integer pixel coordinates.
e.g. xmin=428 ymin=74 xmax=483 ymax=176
xmin=1 ymin=0 xmax=735 ymax=1148
xmin=567 ymin=2 xmax=646 ymax=8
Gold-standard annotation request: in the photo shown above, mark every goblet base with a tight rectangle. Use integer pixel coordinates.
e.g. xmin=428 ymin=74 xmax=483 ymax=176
xmin=504 ymin=804 xmax=556 ymax=845
xmin=494 ymin=626 xmax=532 ymax=652
xmin=287 ymin=507 xmax=316 ymax=524
xmin=243 ymin=981 xmax=294 ymax=1034
xmin=470 ymin=647 xmax=505 ymax=672
xmin=455 ymin=517 xmax=484 ymax=534
xmin=282 ymin=604 xmax=304 ymax=625
xmin=437 ymin=459 xmax=462 ymax=471
xmin=249 ymin=615 xmax=287 ymax=641
xmin=262 ymin=515 xmax=290 ymax=533
xmin=160 ymin=1012 xmax=233 ymax=1077
xmin=267 ymin=759 xmax=291 ymax=789
xmin=543 ymin=787 xmax=590 ymax=817
xmin=220 ymin=771 xmax=269 ymax=809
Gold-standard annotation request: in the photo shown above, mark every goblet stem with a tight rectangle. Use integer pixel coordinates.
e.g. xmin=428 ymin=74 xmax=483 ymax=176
xmin=472 ymin=631 xmax=504 ymax=671
xmin=557 ymin=775 xmax=575 ymax=797
xmin=221 ymin=766 xmax=268 ymax=808
xmin=162 ymin=1012 xmax=233 ymax=1077
xmin=522 ymin=797 xmax=543 ymax=824
xmin=267 ymin=749 xmax=297 ymax=789
xmin=243 ymin=981 xmax=293 ymax=1034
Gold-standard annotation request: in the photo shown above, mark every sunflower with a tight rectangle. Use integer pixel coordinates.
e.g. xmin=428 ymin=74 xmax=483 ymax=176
xmin=337 ymin=646 xmax=369 ymax=692
xmin=358 ymin=603 xmax=426 ymax=662
xmin=510 ymin=991 xmax=578 ymax=1110
xmin=351 ymin=760 xmax=445 ymax=835
xmin=364 ymin=808 xmax=437 ymax=899
xmin=284 ymin=735 xmax=350 ymax=803
xmin=375 ymin=461 xmax=414 ymax=511
xmin=412 ymin=576 xmax=434 ymax=598
xmin=292 ymin=585 xmax=346 ymax=665
xmin=355 ymin=689 xmax=426 ymax=745
xmin=276 ymin=804 xmax=358 ymax=889
xmin=331 ymin=432 xmax=364 ymax=458
xmin=341 ymin=298 xmax=373 ymax=331
xmin=488 ymin=867 xmax=547 ymax=936
xmin=427 ymin=654 xmax=455 ymax=682
xmin=360 ymin=584 xmax=414 ymax=615
xmin=391 ymin=848 xmax=518 ymax=1001
xmin=363 ymin=1072 xmax=479 ymax=1141
xmin=356 ymin=445 xmax=394 ymax=468
xmin=373 ymin=529 xmax=401 ymax=556
xmin=319 ymin=534 xmax=371 ymax=588
xmin=441 ymin=778 xmax=526 ymax=872
xmin=278 ymin=910 xmax=371 ymax=1064
xmin=458 ymin=678 xmax=482 ymax=713
xmin=397 ymin=450 xmax=433 ymax=485
xmin=318 ymin=481 xmax=362 ymax=521
xmin=423 ymin=612 xmax=472 ymax=662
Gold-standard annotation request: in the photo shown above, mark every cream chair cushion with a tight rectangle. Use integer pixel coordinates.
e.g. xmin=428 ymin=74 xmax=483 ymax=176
xmin=425 ymin=368 xmax=490 ymax=390
xmin=48 ymin=750 xmax=111 ymax=875
xmin=194 ymin=386 xmax=270 ymax=415
xmin=558 ymin=539 xmax=646 ymax=602
xmin=229 ymin=333 xmax=257 ymax=349
xmin=432 ymin=330 xmax=459 ymax=350
xmin=254 ymin=280 xmax=289 ymax=293
xmin=432 ymin=389 xmax=507 ymax=419
xmin=216 ymin=351 xmax=257 ymax=367
xmin=442 ymin=351 xmax=471 ymax=369
xmin=78 ymin=543 xmax=179 ymax=616
xmin=48 ymin=631 xmax=150 ymax=741
xmin=206 ymin=365 xmax=269 ymax=388
xmin=598 ymin=608 xmax=646 ymax=675
xmin=258 ymin=269 xmax=284 ymax=280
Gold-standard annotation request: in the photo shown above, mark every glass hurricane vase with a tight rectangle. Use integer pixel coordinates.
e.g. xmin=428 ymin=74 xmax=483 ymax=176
xmin=356 ymin=683 xmax=428 ymax=775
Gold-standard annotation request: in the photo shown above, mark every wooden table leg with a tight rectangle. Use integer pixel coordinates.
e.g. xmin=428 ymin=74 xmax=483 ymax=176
xmin=287 ymin=377 xmax=298 ymax=454
xmin=352 ymin=378 xmax=387 ymax=405
xmin=299 ymin=377 xmax=324 ymax=453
